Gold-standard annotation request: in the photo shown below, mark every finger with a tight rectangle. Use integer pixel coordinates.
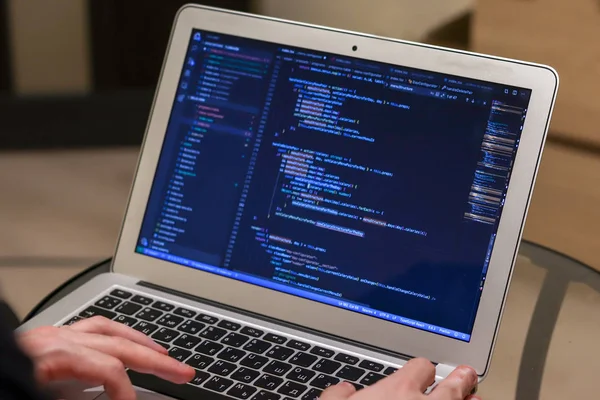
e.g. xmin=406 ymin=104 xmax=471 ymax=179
xmin=321 ymin=381 xmax=356 ymax=399
xmin=357 ymin=357 xmax=435 ymax=399
xmin=429 ymin=365 xmax=478 ymax=400
xmin=67 ymin=316 xmax=167 ymax=354
xmin=36 ymin=343 xmax=135 ymax=400
xmin=61 ymin=330 xmax=195 ymax=384
xmin=393 ymin=358 xmax=437 ymax=392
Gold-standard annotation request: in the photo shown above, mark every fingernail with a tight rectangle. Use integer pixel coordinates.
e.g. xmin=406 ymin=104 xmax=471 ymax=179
xmin=179 ymin=363 xmax=193 ymax=374
xmin=178 ymin=365 xmax=196 ymax=383
xmin=461 ymin=366 xmax=476 ymax=377
xmin=463 ymin=367 xmax=478 ymax=391
xmin=339 ymin=381 xmax=356 ymax=390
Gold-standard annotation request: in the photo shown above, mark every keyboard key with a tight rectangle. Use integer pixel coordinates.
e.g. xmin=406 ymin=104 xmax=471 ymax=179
xmin=131 ymin=295 xmax=153 ymax=305
xmin=208 ymin=360 xmax=237 ymax=376
xmin=196 ymin=313 xmax=219 ymax=324
xmin=347 ymin=382 xmax=364 ymax=391
xmin=231 ymin=367 xmax=260 ymax=383
xmin=301 ymin=388 xmax=322 ymax=400
xmin=383 ymin=366 xmax=398 ymax=376
xmin=173 ymin=334 xmax=201 ymax=349
xmin=110 ymin=289 xmax=132 ymax=299
xmin=168 ymin=346 xmax=191 ymax=362
xmin=358 ymin=360 xmax=384 ymax=373
xmin=114 ymin=315 xmax=137 ymax=327
xmin=266 ymin=346 xmax=294 ymax=361
xmin=151 ymin=301 xmax=175 ymax=312
xmin=79 ymin=306 xmax=116 ymax=320
xmin=264 ymin=360 xmax=292 ymax=376
xmin=200 ymin=326 xmax=228 ymax=341
xmin=174 ymin=307 xmax=196 ymax=318
xmin=186 ymin=353 xmax=214 ymax=370
xmin=290 ymin=352 xmax=318 ymax=368
xmin=178 ymin=320 xmax=205 ymax=335
xmin=309 ymin=346 xmax=334 ymax=358
xmin=244 ymin=339 xmax=271 ymax=354
xmin=132 ymin=321 xmax=158 ymax=335
xmin=115 ymin=301 xmax=142 ymax=316
xmin=241 ymin=327 xmax=264 ymax=337
xmin=253 ymin=390 xmax=282 ymax=400
xmin=95 ymin=296 xmax=122 ymax=310
xmin=241 ymin=354 xmax=269 ymax=369
xmin=218 ymin=347 xmax=246 ymax=363
xmin=360 ymin=372 xmax=385 ymax=386
xmin=228 ymin=382 xmax=257 ymax=399
xmin=334 ymin=353 xmax=359 ymax=365
xmin=310 ymin=374 xmax=339 ymax=389
xmin=336 ymin=365 xmax=365 ymax=381
xmin=218 ymin=320 xmax=241 ymax=331
xmin=190 ymin=370 xmax=210 ymax=386
xmin=204 ymin=376 xmax=233 ymax=392
xmin=155 ymin=342 xmax=170 ymax=350
xmin=136 ymin=307 xmax=163 ymax=322
xmin=287 ymin=367 xmax=316 ymax=384
xmin=278 ymin=381 xmax=307 ymax=398
xmin=152 ymin=327 xmax=179 ymax=343
xmin=255 ymin=374 xmax=284 ymax=390
xmin=156 ymin=314 xmax=184 ymax=329
xmin=313 ymin=359 xmax=341 ymax=374
xmin=63 ymin=316 xmax=83 ymax=326
xmin=196 ymin=340 xmax=224 ymax=356
xmin=286 ymin=340 xmax=311 ymax=351
xmin=264 ymin=334 xmax=287 ymax=345
xmin=222 ymin=332 xmax=250 ymax=348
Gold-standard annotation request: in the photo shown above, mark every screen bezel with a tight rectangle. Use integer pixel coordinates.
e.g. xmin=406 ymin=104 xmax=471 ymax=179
xmin=112 ymin=5 xmax=558 ymax=375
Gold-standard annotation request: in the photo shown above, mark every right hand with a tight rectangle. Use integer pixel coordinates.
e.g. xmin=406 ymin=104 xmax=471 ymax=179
xmin=321 ymin=358 xmax=480 ymax=400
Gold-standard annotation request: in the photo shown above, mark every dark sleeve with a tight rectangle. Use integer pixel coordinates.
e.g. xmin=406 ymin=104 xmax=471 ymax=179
xmin=0 ymin=301 xmax=53 ymax=400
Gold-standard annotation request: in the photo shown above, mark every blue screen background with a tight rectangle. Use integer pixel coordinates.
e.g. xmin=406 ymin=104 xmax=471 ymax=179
xmin=136 ymin=29 xmax=531 ymax=341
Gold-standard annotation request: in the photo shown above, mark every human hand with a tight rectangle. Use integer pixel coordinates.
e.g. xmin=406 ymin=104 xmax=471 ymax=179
xmin=18 ymin=316 xmax=195 ymax=400
xmin=321 ymin=358 xmax=480 ymax=400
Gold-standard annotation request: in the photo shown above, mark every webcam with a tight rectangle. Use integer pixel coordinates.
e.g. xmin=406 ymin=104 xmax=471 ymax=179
xmin=352 ymin=45 xmax=358 ymax=51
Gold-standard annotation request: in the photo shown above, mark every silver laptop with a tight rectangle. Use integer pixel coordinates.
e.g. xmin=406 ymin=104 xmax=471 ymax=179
xmin=20 ymin=4 xmax=558 ymax=399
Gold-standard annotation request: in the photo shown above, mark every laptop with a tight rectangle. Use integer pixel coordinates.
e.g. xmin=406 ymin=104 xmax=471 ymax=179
xmin=19 ymin=4 xmax=558 ymax=399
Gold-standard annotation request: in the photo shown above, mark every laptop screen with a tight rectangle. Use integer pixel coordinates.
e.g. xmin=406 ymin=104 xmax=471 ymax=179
xmin=136 ymin=29 xmax=531 ymax=342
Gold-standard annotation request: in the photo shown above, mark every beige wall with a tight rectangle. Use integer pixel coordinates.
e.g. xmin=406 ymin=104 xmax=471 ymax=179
xmin=472 ymin=0 xmax=600 ymax=146
xmin=7 ymin=0 xmax=91 ymax=96
xmin=5 ymin=0 xmax=475 ymax=96
xmin=257 ymin=0 xmax=473 ymax=41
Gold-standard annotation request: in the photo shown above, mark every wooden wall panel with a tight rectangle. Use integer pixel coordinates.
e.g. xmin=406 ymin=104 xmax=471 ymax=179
xmin=472 ymin=0 xmax=600 ymax=147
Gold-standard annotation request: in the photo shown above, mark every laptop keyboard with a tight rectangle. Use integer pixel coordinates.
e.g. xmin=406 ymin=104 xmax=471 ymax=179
xmin=62 ymin=288 xmax=410 ymax=400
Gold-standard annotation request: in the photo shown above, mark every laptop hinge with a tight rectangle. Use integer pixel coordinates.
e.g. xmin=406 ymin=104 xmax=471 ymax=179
xmin=435 ymin=363 xmax=456 ymax=379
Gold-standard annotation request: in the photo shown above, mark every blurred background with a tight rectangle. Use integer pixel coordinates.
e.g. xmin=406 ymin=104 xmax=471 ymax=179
xmin=1 ymin=1 xmax=600 ymax=399
xmin=0 ymin=0 xmax=598 ymax=331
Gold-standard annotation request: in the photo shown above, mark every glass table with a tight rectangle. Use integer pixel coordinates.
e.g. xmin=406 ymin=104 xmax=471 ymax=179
xmin=479 ymin=241 xmax=600 ymax=399
xmin=24 ymin=240 xmax=600 ymax=399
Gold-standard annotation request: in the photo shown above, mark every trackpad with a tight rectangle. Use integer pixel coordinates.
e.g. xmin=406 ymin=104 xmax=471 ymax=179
xmin=95 ymin=387 xmax=175 ymax=399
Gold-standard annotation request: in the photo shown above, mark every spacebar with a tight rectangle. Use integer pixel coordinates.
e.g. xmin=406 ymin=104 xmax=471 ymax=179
xmin=128 ymin=371 xmax=230 ymax=400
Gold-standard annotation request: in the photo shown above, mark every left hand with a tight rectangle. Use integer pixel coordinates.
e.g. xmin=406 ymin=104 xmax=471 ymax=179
xmin=18 ymin=316 xmax=195 ymax=400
